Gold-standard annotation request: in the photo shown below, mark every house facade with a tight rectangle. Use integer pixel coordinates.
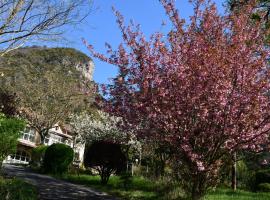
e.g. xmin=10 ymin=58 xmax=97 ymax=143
xmin=4 ymin=124 xmax=85 ymax=166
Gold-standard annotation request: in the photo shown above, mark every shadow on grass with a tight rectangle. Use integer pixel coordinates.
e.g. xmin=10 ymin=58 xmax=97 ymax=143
xmin=61 ymin=174 xmax=170 ymax=200
xmin=60 ymin=174 xmax=270 ymax=200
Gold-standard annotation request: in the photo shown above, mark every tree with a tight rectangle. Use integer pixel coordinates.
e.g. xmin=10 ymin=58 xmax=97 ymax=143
xmin=227 ymin=0 xmax=270 ymax=191
xmin=1 ymin=47 xmax=95 ymax=143
xmin=84 ymin=140 xmax=126 ymax=184
xmin=86 ymin=0 xmax=270 ymax=199
xmin=70 ymin=110 xmax=129 ymax=143
xmin=228 ymin=1 xmax=270 ymax=34
xmin=0 ymin=0 xmax=92 ymax=55
xmin=0 ymin=113 xmax=25 ymax=168
xmin=0 ymin=88 xmax=19 ymax=117
xmin=70 ymin=110 xmax=141 ymax=172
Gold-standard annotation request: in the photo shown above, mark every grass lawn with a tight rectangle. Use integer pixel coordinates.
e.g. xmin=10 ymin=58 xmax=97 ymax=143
xmin=205 ymin=188 xmax=270 ymax=200
xmin=0 ymin=177 xmax=37 ymax=200
xmin=61 ymin=174 xmax=162 ymax=200
xmin=60 ymin=174 xmax=270 ymax=200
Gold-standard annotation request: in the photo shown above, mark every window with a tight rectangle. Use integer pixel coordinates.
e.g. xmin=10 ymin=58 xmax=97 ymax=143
xmin=21 ymin=127 xmax=35 ymax=143
xmin=10 ymin=150 xmax=30 ymax=164
xmin=65 ymin=139 xmax=73 ymax=147
xmin=46 ymin=132 xmax=72 ymax=146
xmin=74 ymin=152 xmax=80 ymax=161
xmin=44 ymin=135 xmax=50 ymax=145
xmin=49 ymin=133 xmax=65 ymax=144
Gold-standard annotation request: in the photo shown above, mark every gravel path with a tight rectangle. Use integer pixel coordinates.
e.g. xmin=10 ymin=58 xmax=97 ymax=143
xmin=3 ymin=164 xmax=118 ymax=200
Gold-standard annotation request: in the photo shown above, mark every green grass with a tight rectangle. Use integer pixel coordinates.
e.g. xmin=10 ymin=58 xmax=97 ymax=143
xmin=61 ymin=174 xmax=165 ymax=200
xmin=205 ymin=188 xmax=270 ymax=200
xmin=59 ymin=174 xmax=270 ymax=200
xmin=0 ymin=177 xmax=38 ymax=200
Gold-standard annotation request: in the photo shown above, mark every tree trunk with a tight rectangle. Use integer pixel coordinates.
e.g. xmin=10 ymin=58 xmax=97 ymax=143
xmin=191 ymin=182 xmax=204 ymax=200
xmin=231 ymin=152 xmax=237 ymax=191
xmin=190 ymin=175 xmax=206 ymax=200
xmin=0 ymin=160 xmax=3 ymax=173
xmin=100 ymin=173 xmax=110 ymax=185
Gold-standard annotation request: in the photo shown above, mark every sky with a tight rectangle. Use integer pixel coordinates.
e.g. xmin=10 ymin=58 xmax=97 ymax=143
xmin=59 ymin=0 xmax=225 ymax=85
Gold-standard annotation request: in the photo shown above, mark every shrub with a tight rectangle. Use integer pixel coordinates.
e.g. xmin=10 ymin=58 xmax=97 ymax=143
xmin=30 ymin=145 xmax=48 ymax=169
xmin=84 ymin=141 xmax=126 ymax=184
xmin=255 ymin=169 xmax=270 ymax=190
xmin=236 ymin=160 xmax=256 ymax=189
xmin=43 ymin=143 xmax=74 ymax=174
xmin=120 ymin=172 xmax=133 ymax=190
xmin=258 ymin=183 xmax=270 ymax=192
xmin=0 ymin=113 xmax=25 ymax=168
xmin=0 ymin=177 xmax=37 ymax=200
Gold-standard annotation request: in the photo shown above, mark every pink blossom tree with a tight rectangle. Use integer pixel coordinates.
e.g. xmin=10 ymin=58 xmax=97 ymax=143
xmin=85 ymin=0 xmax=270 ymax=199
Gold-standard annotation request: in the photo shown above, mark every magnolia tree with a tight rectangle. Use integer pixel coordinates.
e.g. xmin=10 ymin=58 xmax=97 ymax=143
xmin=70 ymin=110 xmax=140 ymax=149
xmin=86 ymin=0 xmax=270 ymax=199
xmin=70 ymin=110 xmax=124 ymax=142
xmin=70 ymin=110 xmax=141 ymax=172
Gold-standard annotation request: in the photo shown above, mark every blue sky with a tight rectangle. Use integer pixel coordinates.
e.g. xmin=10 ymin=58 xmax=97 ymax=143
xmin=61 ymin=0 xmax=225 ymax=85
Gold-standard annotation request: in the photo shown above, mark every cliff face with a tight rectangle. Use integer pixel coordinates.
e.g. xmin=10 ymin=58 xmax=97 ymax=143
xmin=0 ymin=47 xmax=94 ymax=82
xmin=75 ymin=59 xmax=94 ymax=81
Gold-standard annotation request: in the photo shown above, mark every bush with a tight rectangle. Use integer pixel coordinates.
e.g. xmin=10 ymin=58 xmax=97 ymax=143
xmin=84 ymin=141 xmax=126 ymax=184
xmin=43 ymin=143 xmax=74 ymax=174
xmin=0 ymin=113 xmax=25 ymax=168
xmin=0 ymin=177 xmax=37 ymax=200
xmin=255 ymin=169 xmax=270 ymax=190
xmin=258 ymin=183 xmax=270 ymax=192
xmin=120 ymin=172 xmax=133 ymax=190
xmin=30 ymin=145 xmax=48 ymax=169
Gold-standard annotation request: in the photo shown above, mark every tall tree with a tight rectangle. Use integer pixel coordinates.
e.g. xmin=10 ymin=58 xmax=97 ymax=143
xmin=86 ymin=0 xmax=270 ymax=199
xmin=0 ymin=0 xmax=92 ymax=55
xmin=70 ymin=110 xmax=141 ymax=171
xmin=1 ymin=47 xmax=95 ymax=143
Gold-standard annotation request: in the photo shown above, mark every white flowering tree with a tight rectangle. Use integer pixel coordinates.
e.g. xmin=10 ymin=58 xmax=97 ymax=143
xmin=70 ymin=110 xmax=141 ymax=170
xmin=70 ymin=110 xmax=123 ymax=142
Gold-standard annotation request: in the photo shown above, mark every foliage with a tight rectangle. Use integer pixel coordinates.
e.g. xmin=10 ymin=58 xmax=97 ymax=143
xmin=70 ymin=110 xmax=141 ymax=172
xmin=70 ymin=110 xmax=140 ymax=148
xmin=86 ymin=0 xmax=270 ymax=199
xmin=1 ymin=47 xmax=92 ymax=69
xmin=0 ymin=113 xmax=25 ymax=168
xmin=0 ymin=47 xmax=95 ymax=143
xmin=0 ymin=89 xmax=19 ymax=117
xmin=140 ymin=142 xmax=173 ymax=179
xmin=236 ymin=160 xmax=250 ymax=188
xmin=0 ymin=177 xmax=37 ymax=200
xmin=70 ymin=110 xmax=125 ymax=143
xmin=257 ymin=183 xmax=270 ymax=192
xmin=84 ymin=141 xmax=126 ymax=184
xmin=228 ymin=0 xmax=270 ymax=42
xmin=254 ymin=169 xmax=270 ymax=190
xmin=43 ymin=143 xmax=74 ymax=175
xmin=30 ymin=145 xmax=48 ymax=169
